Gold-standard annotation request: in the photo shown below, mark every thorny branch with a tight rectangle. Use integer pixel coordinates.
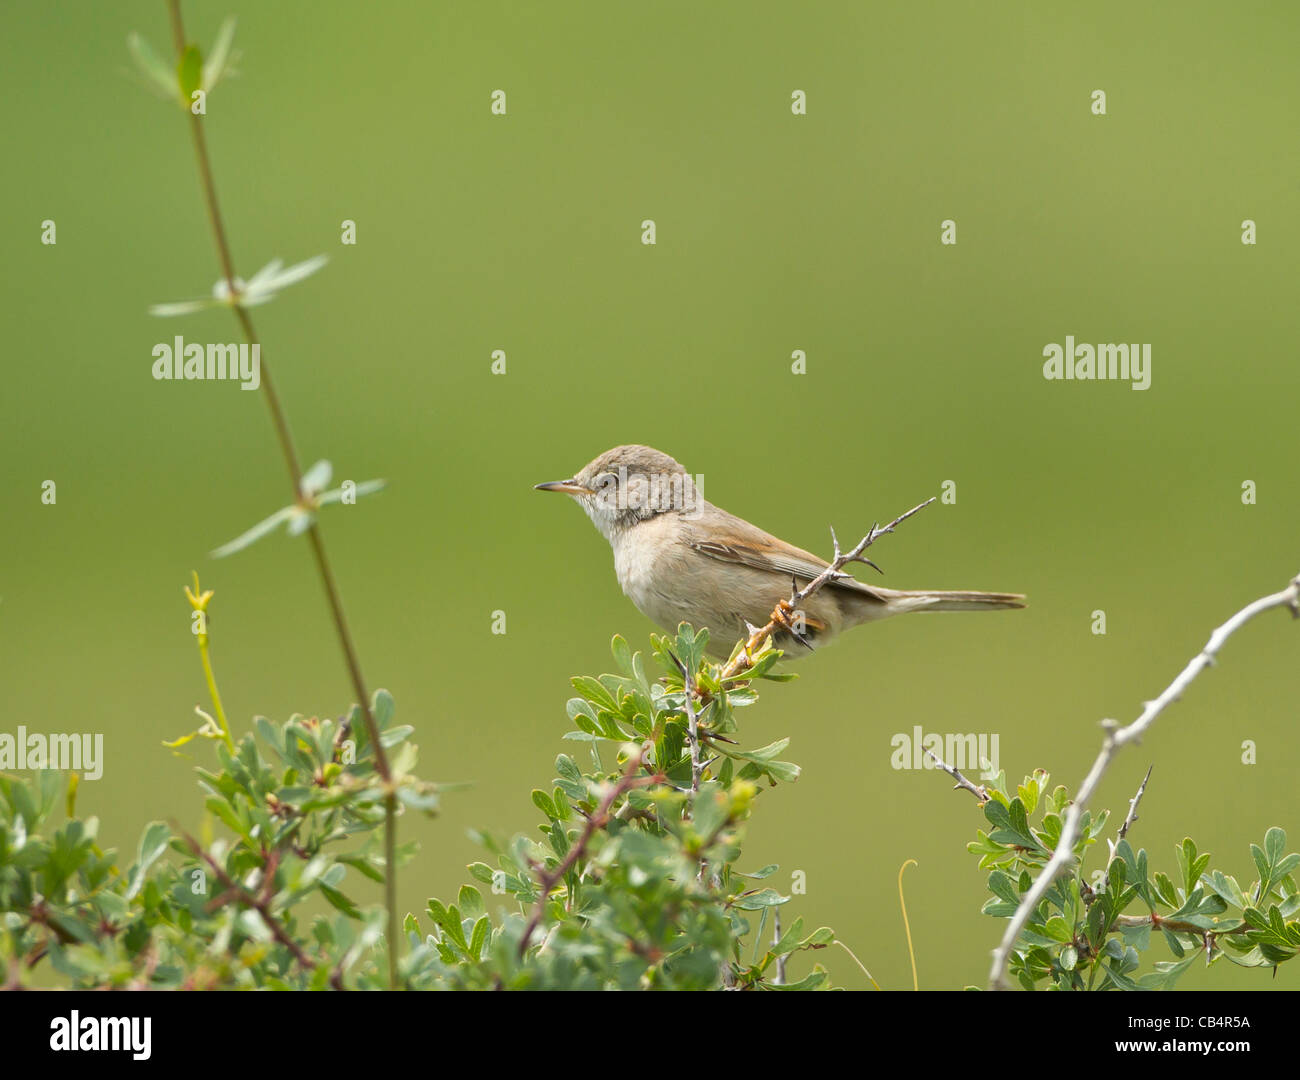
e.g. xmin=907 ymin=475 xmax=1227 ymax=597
xmin=720 ymin=497 xmax=937 ymax=680
xmin=987 ymin=572 xmax=1300 ymax=990
xmin=179 ymin=830 xmax=318 ymax=972
xmin=773 ymin=908 xmax=788 ymax=985
xmin=1111 ymin=765 xmax=1154 ymax=856
xmin=666 ymin=650 xmax=706 ymax=797
xmin=924 ymin=748 xmax=990 ymax=804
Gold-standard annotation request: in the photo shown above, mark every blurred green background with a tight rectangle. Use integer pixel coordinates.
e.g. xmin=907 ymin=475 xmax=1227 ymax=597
xmin=3 ymin=1 xmax=1297 ymax=989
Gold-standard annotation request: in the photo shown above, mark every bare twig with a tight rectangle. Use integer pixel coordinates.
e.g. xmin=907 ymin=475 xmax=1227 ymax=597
xmin=667 ymin=648 xmax=709 ymax=879
xmin=681 ymin=663 xmax=704 ymax=796
xmin=518 ymin=746 xmax=660 ymax=958
xmin=164 ymin=0 xmax=397 ymax=988
xmin=1089 ymin=765 xmax=1156 ymax=897
xmin=989 ymin=573 xmax=1300 ymax=990
xmin=720 ymin=497 xmax=937 ymax=679
xmin=1113 ymin=765 xmax=1153 ymax=849
xmin=682 ymin=675 xmax=707 ymax=889
xmin=924 ymin=748 xmax=989 ymax=803
xmin=772 ymin=908 xmax=787 ymax=985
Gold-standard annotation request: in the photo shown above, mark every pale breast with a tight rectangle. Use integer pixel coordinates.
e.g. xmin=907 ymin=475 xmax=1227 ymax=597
xmin=612 ymin=515 xmax=703 ymax=633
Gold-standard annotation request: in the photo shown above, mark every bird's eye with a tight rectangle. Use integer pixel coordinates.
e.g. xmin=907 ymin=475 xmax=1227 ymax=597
xmin=596 ymin=472 xmax=619 ymax=489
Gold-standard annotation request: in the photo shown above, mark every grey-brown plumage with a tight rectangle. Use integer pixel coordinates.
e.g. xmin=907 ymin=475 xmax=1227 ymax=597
xmin=536 ymin=445 xmax=1025 ymax=657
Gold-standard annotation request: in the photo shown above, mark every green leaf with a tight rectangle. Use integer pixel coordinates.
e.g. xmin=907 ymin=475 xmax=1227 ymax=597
xmin=553 ymin=755 xmax=587 ymax=801
xmin=768 ymin=968 xmax=828 ymax=991
xmin=1017 ymin=777 xmax=1040 ymax=817
xmin=338 ymin=853 xmax=385 ymax=884
xmin=691 ymin=783 xmax=730 ymax=840
xmin=426 ymin=900 xmax=465 ymax=950
xmin=319 ymin=883 xmax=361 ymax=918
xmin=1204 ymin=870 xmax=1248 ymax=910
xmin=987 ymin=870 xmax=1020 ymax=906
xmin=372 ymin=688 xmax=396 ymax=731
xmin=125 ymin=821 xmax=171 ymax=900
xmin=176 ymin=44 xmax=203 ymax=104
xmin=468 ymin=915 xmax=490 ymax=960
xmin=721 ymin=738 xmax=801 ymax=784
xmin=733 ymin=888 xmax=786 ymax=911
xmin=551 ymin=787 xmax=571 ymax=820
xmin=316 ymin=479 xmax=386 ymax=506
xmin=769 ymin=916 xmax=805 ymax=956
xmin=984 ymin=797 xmax=1039 ymax=850
xmin=396 ymin=785 xmax=439 ymax=812
xmin=611 ymin=635 xmax=633 ymax=674
xmin=570 ymin=676 xmax=618 ymax=713
xmin=1242 ymin=904 xmax=1300 ymax=951
xmin=126 ymin=32 xmax=179 ymax=101
xmin=1265 ymin=826 xmax=1285 ymax=867
xmin=1137 ymin=953 xmax=1198 ymax=991
xmin=1176 ymin=838 xmax=1210 ymax=899
xmin=202 ymin=17 xmax=239 ymax=91
xmin=211 ymin=505 xmax=295 ymax=558
xmin=300 ymin=459 xmax=333 ymax=496
xmin=1043 ymin=916 xmax=1073 ymax=943
xmin=1153 ymin=871 xmax=1179 ymax=908
xmin=1251 ymin=828 xmax=1297 ymax=900
xmin=458 ymin=885 xmax=485 ymax=919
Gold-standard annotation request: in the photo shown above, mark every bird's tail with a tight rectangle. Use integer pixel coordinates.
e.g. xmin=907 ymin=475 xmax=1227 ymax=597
xmin=873 ymin=588 xmax=1027 ymax=614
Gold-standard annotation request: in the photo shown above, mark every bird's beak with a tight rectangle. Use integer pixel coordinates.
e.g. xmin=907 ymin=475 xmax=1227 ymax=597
xmin=534 ymin=479 xmax=594 ymax=496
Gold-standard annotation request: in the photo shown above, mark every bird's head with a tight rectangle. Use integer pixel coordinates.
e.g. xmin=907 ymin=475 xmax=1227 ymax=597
xmin=535 ymin=444 xmax=701 ymax=540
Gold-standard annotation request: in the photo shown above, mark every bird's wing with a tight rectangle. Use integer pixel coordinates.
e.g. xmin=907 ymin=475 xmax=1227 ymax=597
xmin=683 ymin=511 xmax=887 ymax=601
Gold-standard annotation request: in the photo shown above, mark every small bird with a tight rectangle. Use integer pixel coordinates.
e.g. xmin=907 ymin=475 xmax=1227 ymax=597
xmin=535 ymin=444 xmax=1025 ymax=658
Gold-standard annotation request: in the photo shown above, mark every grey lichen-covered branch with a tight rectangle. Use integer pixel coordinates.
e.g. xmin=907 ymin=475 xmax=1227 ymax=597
xmin=925 ymin=748 xmax=990 ymax=804
xmin=988 ymin=572 xmax=1300 ymax=990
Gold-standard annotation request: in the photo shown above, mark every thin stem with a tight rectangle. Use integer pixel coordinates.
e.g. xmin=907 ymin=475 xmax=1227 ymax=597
xmin=898 ymin=858 xmax=919 ymax=991
xmin=186 ymin=572 xmax=233 ymax=750
xmin=923 ymin=748 xmax=988 ymax=803
xmin=682 ymin=666 xmax=703 ymax=796
xmin=196 ymin=630 xmax=233 ymax=751
xmin=301 ymin=526 xmax=385 ymax=783
xmin=231 ymin=305 xmax=304 ymax=495
xmin=832 ymin=939 xmax=880 ymax=990
xmin=165 ymin=0 xmax=397 ymax=989
xmin=667 ymin=649 xmax=708 ymax=881
xmin=772 ymin=908 xmax=787 ymax=985
xmin=1107 ymin=764 xmax=1153 ymax=870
